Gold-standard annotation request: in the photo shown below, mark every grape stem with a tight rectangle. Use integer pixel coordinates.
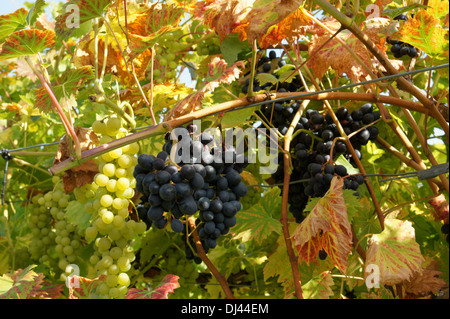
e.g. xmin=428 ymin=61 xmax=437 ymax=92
xmin=280 ymin=99 xmax=310 ymax=299
xmin=24 ymin=57 xmax=82 ymax=160
xmin=49 ymin=91 xmax=430 ymax=176
xmin=187 ymin=217 xmax=235 ymax=299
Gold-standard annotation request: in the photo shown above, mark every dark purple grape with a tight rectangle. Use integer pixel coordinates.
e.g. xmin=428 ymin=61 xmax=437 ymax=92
xmin=336 ymin=107 xmax=348 ymax=121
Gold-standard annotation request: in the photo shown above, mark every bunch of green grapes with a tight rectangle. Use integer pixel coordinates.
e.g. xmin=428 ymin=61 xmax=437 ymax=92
xmin=196 ymin=34 xmax=221 ymax=56
xmin=159 ymin=247 xmax=203 ymax=299
xmin=153 ymin=30 xmax=190 ymax=82
xmin=85 ymin=116 xmax=147 ymax=299
xmin=27 ymin=176 xmax=71 ymax=264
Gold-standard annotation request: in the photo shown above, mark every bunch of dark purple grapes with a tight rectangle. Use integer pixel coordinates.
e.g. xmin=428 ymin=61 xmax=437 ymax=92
xmin=442 ymin=222 xmax=449 ymax=244
xmin=270 ymin=103 xmax=381 ymax=223
xmin=133 ymin=124 xmax=249 ymax=259
xmin=386 ymin=14 xmax=419 ymax=58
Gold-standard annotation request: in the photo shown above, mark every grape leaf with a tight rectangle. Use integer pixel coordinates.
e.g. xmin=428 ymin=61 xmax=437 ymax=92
xmin=391 ymin=10 xmax=449 ymax=62
xmin=292 ymin=176 xmax=353 ymax=274
xmin=365 ymin=219 xmax=425 ymax=286
xmin=126 ymin=274 xmax=180 ymax=299
xmin=126 ymin=2 xmax=184 ymax=57
xmin=53 ymin=126 xmax=100 ymax=193
xmin=55 ymin=0 xmax=113 ymax=39
xmin=68 ymin=274 xmax=106 ymax=299
xmin=307 ymin=17 xmax=391 ymax=82
xmin=194 ymin=0 xmax=309 ymax=48
xmin=35 ymin=66 xmax=94 ymax=113
xmin=233 ymin=187 xmax=282 ymax=245
xmin=263 ymin=224 xmax=298 ymax=297
xmin=26 ymin=0 xmax=48 ymax=27
xmin=0 ymin=29 xmax=55 ymax=61
xmin=301 ymin=271 xmax=334 ymax=299
xmin=65 ymin=200 xmax=91 ymax=232
xmin=428 ymin=194 xmax=449 ymax=221
xmin=0 ymin=8 xmax=29 ymax=43
xmin=165 ymin=57 xmax=245 ymax=120
xmin=220 ymin=33 xmax=252 ymax=65
xmin=0 ymin=265 xmax=64 ymax=299
xmin=404 ymin=259 xmax=447 ymax=298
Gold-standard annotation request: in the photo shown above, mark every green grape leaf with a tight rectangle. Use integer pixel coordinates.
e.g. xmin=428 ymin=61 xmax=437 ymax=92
xmin=334 ymin=154 xmax=360 ymax=175
xmin=220 ymin=33 xmax=251 ymax=65
xmin=365 ymin=219 xmax=425 ymax=286
xmin=219 ymin=105 xmax=258 ymax=128
xmin=382 ymin=4 xmax=427 ymax=20
xmin=391 ymin=10 xmax=449 ymax=62
xmin=26 ymin=0 xmax=48 ymax=27
xmin=301 ymin=270 xmax=335 ymax=299
xmin=263 ymin=224 xmax=297 ymax=294
xmin=0 ymin=8 xmax=29 ymax=43
xmin=233 ymin=187 xmax=282 ymax=245
xmin=0 ymin=29 xmax=55 ymax=61
xmin=255 ymin=72 xmax=278 ymax=86
xmin=55 ymin=0 xmax=113 ymax=39
xmin=35 ymin=66 xmax=94 ymax=113
xmin=64 ymin=200 xmax=92 ymax=232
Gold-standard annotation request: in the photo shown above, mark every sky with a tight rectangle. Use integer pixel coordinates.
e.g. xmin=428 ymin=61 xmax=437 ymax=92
xmin=0 ymin=0 xmax=63 ymax=16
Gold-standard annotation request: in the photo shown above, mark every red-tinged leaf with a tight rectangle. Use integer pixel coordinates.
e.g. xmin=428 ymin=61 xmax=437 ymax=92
xmin=126 ymin=274 xmax=180 ymax=299
xmin=428 ymin=194 xmax=449 ymax=221
xmin=126 ymin=3 xmax=184 ymax=57
xmin=391 ymin=10 xmax=449 ymax=61
xmin=194 ymin=0 xmax=306 ymax=47
xmin=0 ymin=8 xmax=29 ymax=43
xmin=35 ymin=66 xmax=94 ymax=113
xmin=292 ymin=176 xmax=353 ymax=274
xmin=307 ymin=17 xmax=391 ymax=82
xmin=257 ymin=7 xmax=313 ymax=48
xmin=233 ymin=187 xmax=282 ymax=245
xmin=0 ymin=29 xmax=55 ymax=61
xmin=365 ymin=219 xmax=425 ymax=286
xmin=55 ymin=0 xmax=113 ymax=38
xmin=0 ymin=265 xmax=63 ymax=299
xmin=165 ymin=57 xmax=245 ymax=120
xmin=68 ymin=275 xmax=106 ymax=299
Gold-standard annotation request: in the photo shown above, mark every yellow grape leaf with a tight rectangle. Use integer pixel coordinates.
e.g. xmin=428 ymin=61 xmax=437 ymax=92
xmin=365 ymin=219 xmax=424 ymax=286
xmin=301 ymin=271 xmax=334 ymax=299
xmin=391 ymin=10 xmax=449 ymax=61
xmin=165 ymin=57 xmax=245 ymax=120
xmin=292 ymin=176 xmax=353 ymax=274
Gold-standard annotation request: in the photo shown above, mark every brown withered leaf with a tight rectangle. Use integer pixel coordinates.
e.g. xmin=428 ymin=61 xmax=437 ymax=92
xmin=53 ymin=126 xmax=99 ymax=193
xmin=404 ymin=260 xmax=447 ymax=298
